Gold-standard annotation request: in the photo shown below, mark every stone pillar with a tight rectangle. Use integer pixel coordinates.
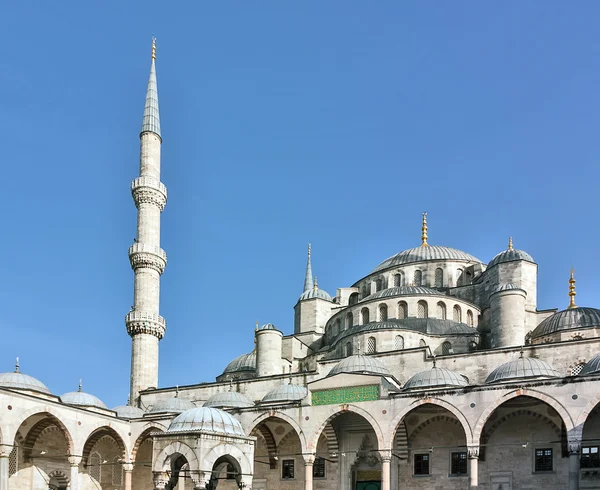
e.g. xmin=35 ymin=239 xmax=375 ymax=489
xmin=568 ymin=441 xmax=580 ymax=490
xmin=189 ymin=471 xmax=207 ymax=490
xmin=68 ymin=456 xmax=82 ymax=490
xmin=380 ymin=450 xmax=392 ymax=490
xmin=468 ymin=447 xmax=479 ymax=489
xmin=303 ymin=453 xmax=315 ymax=490
xmin=123 ymin=463 xmax=133 ymax=490
xmin=0 ymin=445 xmax=10 ymax=490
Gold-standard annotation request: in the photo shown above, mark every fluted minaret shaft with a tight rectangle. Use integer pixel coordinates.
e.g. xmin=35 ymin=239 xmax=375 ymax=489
xmin=126 ymin=40 xmax=168 ymax=405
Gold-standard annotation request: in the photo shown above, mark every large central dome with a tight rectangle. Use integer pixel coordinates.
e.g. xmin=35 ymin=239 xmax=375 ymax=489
xmin=372 ymin=245 xmax=483 ymax=273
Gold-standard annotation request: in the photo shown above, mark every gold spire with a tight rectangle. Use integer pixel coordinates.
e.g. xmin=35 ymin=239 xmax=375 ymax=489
xmin=151 ymin=37 xmax=157 ymax=60
xmin=508 ymin=237 xmax=514 ymax=251
xmin=568 ymin=268 xmax=577 ymax=309
xmin=313 ymin=277 xmax=318 ymax=290
xmin=421 ymin=212 xmax=429 ymax=247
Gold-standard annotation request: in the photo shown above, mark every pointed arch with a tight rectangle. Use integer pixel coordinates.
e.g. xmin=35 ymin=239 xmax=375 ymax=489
xmin=48 ymin=470 xmax=70 ymax=487
xmin=153 ymin=441 xmax=199 ymax=473
xmin=322 ymin=422 xmax=339 ymax=460
xmin=8 ymin=408 xmax=75 ymax=453
xmin=246 ymin=411 xmax=308 ymax=455
xmin=132 ymin=425 xmax=165 ymax=462
xmin=250 ymin=423 xmax=277 ymax=468
xmin=81 ymin=426 xmax=128 ymax=467
xmin=204 ymin=444 xmax=253 ymax=486
xmin=572 ymin=393 xmax=600 ymax=441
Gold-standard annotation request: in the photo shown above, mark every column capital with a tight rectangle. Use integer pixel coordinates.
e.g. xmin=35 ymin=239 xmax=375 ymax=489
xmin=122 ymin=462 xmax=134 ymax=472
xmin=189 ymin=470 xmax=207 ymax=490
xmin=68 ymin=455 xmax=82 ymax=466
xmin=152 ymin=471 xmax=169 ymax=490
xmin=379 ymin=449 xmax=393 ymax=463
xmin=303 ymin=453 xmax=316 ymax=465
xmin=0 ymin=445 xmax=12 ymax=458
xmin=467 ymin=446 xmax=480 ymax=459
xmin=568 ymin=440 xmax=581 ymax=455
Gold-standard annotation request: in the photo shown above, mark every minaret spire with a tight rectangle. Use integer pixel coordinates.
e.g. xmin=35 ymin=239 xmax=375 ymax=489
xmin=568 ymin=268 xmax=577 ymax=309
xmin=421 ymin=212 xmax=429 ymax=247
xmin=303 ymin=243 xmax=313 ymax=292
xmin=508 ymin=237 xmax=514 ymax=251
xmin=126 ymin=38 xmax=168 ymax=405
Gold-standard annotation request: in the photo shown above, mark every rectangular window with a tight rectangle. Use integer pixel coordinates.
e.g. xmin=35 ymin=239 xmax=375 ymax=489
xmin=313 ymin=457 xmax=326 ymax=478
xmin=414 ymin=454 xmax=430 ymax=475
xmin=534 ymin=448 xmax=553 ymax=472
xmin=581 ymin=446 xmax=600 ymax=468
xmin=282 ymin=459 xmax=295 ymax=479
xmin=450 ymin=451 xmax=467 ymax=475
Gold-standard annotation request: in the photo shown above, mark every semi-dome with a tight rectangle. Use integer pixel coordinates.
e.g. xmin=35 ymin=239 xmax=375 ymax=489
xmin=328 ymin=354 xmax=390 ymax=377
xmin=168 ymin=407 xmax=245 ymax=436
xmin=262 ymin=383 xmax=309 ymax=403
xmin=113 ymin=405 xmax=145 ymax=419
xmin=0 ymin=361 xmax=51 ymax=394
xmin=362 ymin=286 xmax=439 ymax=302
xmin=404 ymin=366 xmax=468 ymax=390
xmin=299 ymin=287 xmax=332 ymax=302
xmin=531 ymin=307 xmax=600 ymax=339
xmin=61 ymin=383 xmax=107 ymax=409
xmin=580 ymin=354 xmax=600 ymax=376
xmin=203 ymin=391 xmax=254 ymax=409
xmin=149 ymin=395 xmax=195 ymax=414
xmin=372 ymin=245 xmax=482 ymax=273
xmin=488 ymin=239 xmax=535 ymax=269
xmin=486 ymin=356 xmax=560 ymax=384
xmin=223 ymin=352 xmax=256 ymax=374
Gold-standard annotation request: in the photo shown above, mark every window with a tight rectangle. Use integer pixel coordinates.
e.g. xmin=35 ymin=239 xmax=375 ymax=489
xmin=466 ymin=310 xmax=474 ymax=327
xmin=456 ymin=269 xmax=463 ymax=286
xmin=313 ymin=457 xmax=326 ymax=478
xmin=334 ymin=319 xmax=341 ymax=336
xmin=348 ymin=293 xmax=359 ymax=306
xmin=435 ymin=268 xmax=443 ymax=288
xmin=469 ymin=341 xmax=478 ymax=351
xmin=375 ymin=279 xmax=383 ymax=292
xmin=419 ymin=339 xmax=426 ymax=347
xmin=345 ymin=342 xmax=353 ymax=357
xmin=571 ymin=363 xmax=585 ymax=376
xmin=395 ymin=335 xmax=404 ymax=350
xmin=414 ymin=270 xmax=422 ymax=286
xmin=378 ymin=304 xmax=388 ymax=321
xmin=112 ymin=457 xmax=123 ymax=486
xmin=437 ymin=301 xmax=447 ymax=320
xmin=346 ymin=312 xmax=353 ymax=329
xmin=397 ymin=301 xmax=408 ymax=319
xmin=534 ymin=448 xmax=553 ymax=472
xmin=282 ymin=459 xmax=295 ymax=479
xmin=362 ymin=286 xmax=368 ymax=298
xmin=450 ymin=452 xmax=467 ymax=475
xmin=414 ymin=454 xmax=429 ymax=475
xmin=442 ymin=341 xmax=452 ymax=355
xmin=361 ymin=308 xmax=370 ymax=325
xmin=581 ymin=446 xmax=600 ymax=468
xmin=394 ymin=273 xmax=403 ymax=287
xmin=8 ymin=443 xmax=18 ymax=476
xmin=453 ymin=305 xmax=462 ymax=323
xmin=417 ymin=301 xmax=428 ymax=319
xmin=367 ymin=336 xmax=376 ymax=354
xmin=89 ymin=452 xmax=101 ymax=482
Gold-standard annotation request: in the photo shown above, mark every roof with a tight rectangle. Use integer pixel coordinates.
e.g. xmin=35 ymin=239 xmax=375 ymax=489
xmin=168 ymin=407 xmax=245 ymax=436
xmin=148 ymin=396 xmax=195 ymax=414
xmin=141 ymin=57 xmax=161 ymax=137
xmin=223 ymin=352 xmax=256 ymax=374
xmin=113 ymin=405 xmax=145 ymax=419
xmin=531 ymin=307 xmax=600 ymax=339
xmin=258 ymin=323 xmax=280 ymax=331
xmin=372 ymin=245 xmax=482 ymax=273
xmin=61 ymin=389 xmax=107 ymax=409
xmin=580 ymin=354 xmax=600 ymax=376
xmin=488 ymin=248 xmax=535 ymax=269
xmin=298 ymin=288 xmax=333 ymax=302
xmin=404 ymin=366 xmax=468 ymax=390
xmin=486 ymin=357 xmax=560 ymax=383
xmin=262 ymin=383 xmax=309 ymax=403
xmin=203 ymin=391 xmax=254 ymax=409
xmin=328 ymin=354 xmax=390 ymax=377
xmin=0 ymin=371 xmax=51 ymax=394
xmin=362 ymin=286 xmax=439 ymax=302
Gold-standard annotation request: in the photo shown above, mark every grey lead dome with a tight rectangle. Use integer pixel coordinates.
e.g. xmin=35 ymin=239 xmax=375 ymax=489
xmin=113 ymin=405 xmax=145 ymax=419
xmin=404 ymin=367 xmax=468 ymax=390
xmin=223 ymin=352 xmax=256 ymax=374
xmin=61 ymin=390 xmax=107 ymax=409
xmin=168 ymin=407 xmax=245 ymax=436
xmin=0 ymin=371 xmax=51 ymax=394
xmin=486 ymin=357 xmax=560 ymax=384
xmin=328 ymin=354 xmax=390 ymax=377
xmin=149 ymin=396 xmax=195 ymax=414
xmin=372 ymin=245 xmax=482 ymax=273
xmin=203 ymin=391 xmax=254 ymax=409
xmin=488 ymin=248 xmax=535 ymax=269
xmin=579 ymin=354 xmax=600 ymax=376
xmin=262 ymin=383 xmax=309 ymax=403
xmin=531 ymin=307 xmax=600 ymax=339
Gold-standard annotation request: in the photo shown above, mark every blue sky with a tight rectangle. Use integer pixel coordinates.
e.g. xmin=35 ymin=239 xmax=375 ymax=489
xmin=0 ymin=2 xmax=599 ymax=408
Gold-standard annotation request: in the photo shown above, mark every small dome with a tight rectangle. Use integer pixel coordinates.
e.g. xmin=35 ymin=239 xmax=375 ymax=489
xmin=203 ymin=391 xmax=254 ymax=409
xmin=113 ymin=405 xmax=145 ymax=419
xmin=488 ymin=248 xmax=535 ymax=269
xmin=372 ymin=245 xmax=482 ymax=273
xmin=486 ymin=357 xmax=560 ymax=384
xmin=490 ymin=283 xmax=526 ymax=295
xmin=257 ymin=323 xmax=281 ymax=332
xmin=328 ymin=355 xmax=390 ymax=377
xmin=579 ymin=354 xmax=600 ymax=376
xmin=262 ymin=383 xmax=309 ymax=403
xmin=148 ymin=396 xmax=196 ymax=414
xmin=168 ymin=407 xmax=245 ymax=436
xmin=299 ymin=287 xmax=332 ymax=302
xmin=404 ymin=366 xmax=468 ymax=390
xmin=222 ymin=352 xmax=256 ymax=374
xmin=531 ymin=307 xmax=600 ymax=339
xmin=61 ymin=384 xmax=107 ymax=409
xmin=0 ymin=363 xmax=51 ymax=394
xmin=362 ymin=286 xmax=439 ymax=302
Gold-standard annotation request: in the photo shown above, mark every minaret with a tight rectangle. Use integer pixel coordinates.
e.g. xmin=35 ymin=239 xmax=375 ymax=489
xmin=126 ymin=38 xmax=168 ymax=404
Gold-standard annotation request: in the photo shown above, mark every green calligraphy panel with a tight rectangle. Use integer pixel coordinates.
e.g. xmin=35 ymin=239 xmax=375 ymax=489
xmin=312 ymin=385 xmax=379 ymax=406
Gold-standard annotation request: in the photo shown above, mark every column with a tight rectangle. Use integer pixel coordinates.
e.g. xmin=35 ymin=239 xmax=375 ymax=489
xmin=122 ymin=463 xmax=133 ymax=490
xmin=189 ymin=471 xmax=207 ymax=490
xmin=0 ymin=445 xmax=10 ymax=490
xmin=468 ymin=446 xmax=479 ymax=490
xmin=568 ymin=441 xmax=580 ymax=490
xmin=380 ymin=450 xmax=392 ymax=490
xmin=303 ymin=453 xmax=315 ymax=490
xmin=68 ymin=456 xmax=81 ymax=490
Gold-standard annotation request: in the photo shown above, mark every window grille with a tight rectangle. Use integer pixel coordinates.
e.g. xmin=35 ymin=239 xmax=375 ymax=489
xmin=361 ymin=308 xmax=370 ymax=325
xmin=417 ymin=301 xmax=428 ymax=319
xmin=453 ymin=305 xmax=462 ymax=322
xmin=413 ymin=270 xmax=422 ymax=286
xmin=435 ymin=268 xmax=443 ymax=287
xmin=394 ymin=273 xmax=403 ymax=287
xmin=367 ymin=337 xmax=376 ymax=354
xmin=395 ymin=336 xmax=404 ymax=350
xmin=467 ymin=310 xmax=474 ymax=327
xmin=397 ymin=302 xmax=407 ymax=319
xmin=313 ymin=457 xmax=326 ymax=478
xmin=375 ymin=279 xmax=383 ymax=292
xmin=89 ymin=452 xmax=102 ymax=483
xmin=582 ymin=446 xmax=600 ymax=468
xmin=378 ymin=304 xmax=388 ymax=321
xmin=112 ymin=457 xmax=122 ymax=486
xmin=571 ymin=363 xmax=585 ymax=376
xmin=437 ymin=302 xmax=447 ymax=320
xmin=442 ymin=341 xmax=452 ymax=355
xmin=8 ymin=444 xmax=18 ymax=476
xmin=450 ymin=452 xmax=467 ymax=475
xmin=414 ymin=454 xmax=429 ymax=475
xmin=534 ymin=448 xmax=553 ymax=472
xmin=282 ymin=460 xmax=295 ymax=479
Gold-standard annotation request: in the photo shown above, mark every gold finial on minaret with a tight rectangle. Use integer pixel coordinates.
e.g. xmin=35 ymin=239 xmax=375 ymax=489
xmin=314 ymin=277 xmax=318 ymax=290
xmin=151 ymin=37 xmax=157 ymax=60
xmin=568 ymin=268 xmax=577 ymax=309
xmin=421 ymin=212 xmax=429 ymax=247
xmin=508 ymin=237 xmax=514 ymax=251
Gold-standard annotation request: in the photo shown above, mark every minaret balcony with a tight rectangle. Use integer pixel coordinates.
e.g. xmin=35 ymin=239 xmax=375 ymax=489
xmin=125 ymin=310 xmax=166 ymax=339
xmin=128 ymin=243 xmax=167 ymax=274
xmin=131 ymin=176 xmax=167 ymax=211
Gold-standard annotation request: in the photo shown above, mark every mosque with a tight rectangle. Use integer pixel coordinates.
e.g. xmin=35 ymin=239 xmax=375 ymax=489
xmin=1 ymin=40 xmax=600 ymax=490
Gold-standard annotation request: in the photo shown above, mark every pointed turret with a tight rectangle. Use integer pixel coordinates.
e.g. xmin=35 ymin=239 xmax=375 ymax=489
xmin=141 ymin=38 xmax=161 ymax=138
xmin=303 ymin=243 xmax=313 ymax=293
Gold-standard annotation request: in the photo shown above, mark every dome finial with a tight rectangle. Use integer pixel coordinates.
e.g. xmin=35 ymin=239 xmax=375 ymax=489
xmin=508 ymin=236 xmax=514 ymax=251
xmin=519 ymin=346 xmax=524 ymax=358
xmin=314 ymin=276 xmax=318 ymax=290
xmin=568 ymin=268 xmax=577 ymax=309
xmin=175 ymin=385 xmax=180 ymax=397
xmin=421 ymin=212 xmax=429 ymax=247
xmin=78 ymin=379 xmax=83 ymax=392
xmin=151 ymin=36 xmax=157 ymax=60
xmin=255 ymin=320 xmax=259 ymax=332
xmin=14 ymin=357 xmax=19 ymax=373
xmin=432 ymin=356 xmax=437 ymax=368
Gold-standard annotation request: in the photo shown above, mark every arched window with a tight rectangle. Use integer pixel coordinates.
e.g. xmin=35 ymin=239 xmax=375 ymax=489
xmin=395 ymin=335 xmax=404 ymax=350
xmin=375 ymin=279 xmax=383 ymax=292
xmin=89 ymin=452 xmax=102 ymax=482
xmin=456 ymin=269 xmax=463 ymax=286
xmin=361 ymin=308 xmax=370 ymax=325
xmin=348 ymin=292 xmax=359 ymax=306
xmin=419 ymin=339 xmax=426 ymax=347
xmin=367 ymin=336 xmax=376 ymax=354
xmin=345 ymin=312 xmax=353 ymax=329
xmin=9 ymin=442 xmax=18 ymax=476
xmin=112 ymin=456 xmax=123 ymax=486
xmin=333 ymin=319 xmax=341 ymax=337
xmin=413 ymin=270 xmax=422 ymax=286
xmin=453 ymin=305 xmax=462 ymax=322
xmin=345 ymin=342 xmax=353 ymax=357
xmin=397 ymin=301 xmax=408 ymax=319
xmin=442 ymin=341 xmax=452 ymax=355
xmin=362 ymin=285 xmax=368 ymax=299
xmin=437 ymin=301 xmax=447 ymax=320
xmin=435 ymin=268 xmax=443 ymax=288
xmin=394 ymin=272 xmax=404 ymax=287
xmin=417 ymin=300 xmax=428 ymax=319
xmin=466 ymin=310 xmax=474 ymax=327
xmin=378 ymin=304 xmax=388 ymax=321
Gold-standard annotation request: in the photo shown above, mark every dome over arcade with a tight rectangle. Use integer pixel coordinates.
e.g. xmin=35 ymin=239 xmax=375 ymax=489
xmin=580 ymin=354 xmax=600 ymax=376
xmin=362 ymin=286 xmax=439 ymax=302
xmin=167 ymin=407 xmax=245 ymax=436
xmin=262 ymin=383 xmax=309 ymax=403
xmin=531 ymin=307 xmax=600 ymax=340
xmin=203 ymin=390 xmax=254 ymax=409
xmin=488 ymin=237 xmax=535 ymax=269
xmin=0 ymin=360 xmax=51 ymax=394
xmin=404 ymin=364 xmax=468 ymax=390
xmin=113 ymin=405 xmax=145 ymax=419
xmin=148 ymin=392 xmax=196 ymax=414
xmin=486 ymin=356 xmax=560 ymax=384
xmin=328 ymin=354 xmax=391 ymax=377
xmin=222 ymin=352 xmax=257 ymax=375
xmin=61 ymin=381 xmax=107 ymax=409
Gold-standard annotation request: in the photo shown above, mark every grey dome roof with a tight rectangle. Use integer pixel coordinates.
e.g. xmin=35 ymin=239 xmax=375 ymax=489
xmin=262 ymin=383 xmax=309 ymax=403
xmin=168 ymin=407 xmax=245 ymax=436
xmin=488 ymin=248 xmax=535 ymax=269
xmin=258 ymin=323 xmax=279 ymax=331
xmin=531 ymin=307 xmax=600 ymax=339
xmin=491 ymin=283 xmax=526 ymax=295
xmin=223 ymin=352 xmax=256 ymax=374
xmin=373 ymin=245 xmax=482 ymax=273
xmin=328 ymin=355 xmax=390 ymax=377
xmin=113 ymin=405 xmax=145 ymax=419
xmin=404 ymin=367 xmax=468 ymax=390
xmin=203 ymin=391 xmax=254 ymax=409
xmin=486 ymin=357 xmax=560 ymax=384
xmin=299 ymin=288 xmax=332 ymax=302
xmin=362 ymin=286 xmax=439 ymax=302
xmin=580 ymin=355 xmax=600 ymax=376
xmin=0 ymin=368 xmax=51 ymax=394
xmin=149 ymin=396 xmax=195 ymax=414
xmin=61 ymin=386 xmax=107 ymax=409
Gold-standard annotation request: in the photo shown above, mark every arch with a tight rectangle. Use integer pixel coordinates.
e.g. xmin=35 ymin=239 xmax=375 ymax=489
xmin=482 ymin=409 xmax=562 ymax=442
xmin=408 ymin=415 xmax=463 ymax=443
xmin=247 ymin=411 xmax=308 ymax=455
xmin=308 ymin=404 xmax=386 ymax=452
xmin=417 ymin=300 xmax=428 ymax=319
xmin=378 ymin=303 xmax=388 ymax=322
xmin=132 ymin=425 xmax=165 ymax=463
xmin=360 ymin=307 xmax=370 ymax=325
xmin=348 ymin=293 xmax=359 ymax=306
xmin=367 ymin=336 xmax=376 ymax=354
xmin=394 ymin=335 xmax=404 ymax=350
xmin=437 ymin=301 xmax=447 ymax=320
xmin=204 ymin=444 xmax=253 ymax=484
xmin=9 ymin=408 xmax=74 ymax=454
xmin=48 ymin=470 xmax=70 ymax=488
xmin=434 ymin=268 xmax=443 ymax=288
xmin=453 ymin=304 xmax=462 ymax=322
xmin=472 ymin=389 xmax=574 ymax=445
xmin=394 ymin=272 xmax=404 ymax=287
xmin=441 ymin=341 xmax=452 ymax=355
xmin=574 ymin=393 xmax=600 ymax=440
xmin=250 ymin=423 xmax=277 ymax=468
xmin=413 ymin=270 xmax=422 ymax=286
xmin=81 ymin=425 xmax=128 ymax=467
xmin=467 ymin=309 xmax=474 ymax=327
xmin=153 ymin=441 xmax=199 ymax=473
xmin=322 ymin=421 xmax=339 ymax=460
xmin=345 ymin=312 xmax=353 ymax=329
xmin=397 ymin=301 xmax=407 ymax=319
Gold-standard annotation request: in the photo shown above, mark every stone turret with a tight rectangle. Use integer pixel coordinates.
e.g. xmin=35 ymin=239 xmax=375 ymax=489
xmin=255 ymin=323 xmax=283 ymax=377
xmin=489 ymin=284 xmax=527 ymax=348
xmin=126 ymin=39 xmax=168 ymax=404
